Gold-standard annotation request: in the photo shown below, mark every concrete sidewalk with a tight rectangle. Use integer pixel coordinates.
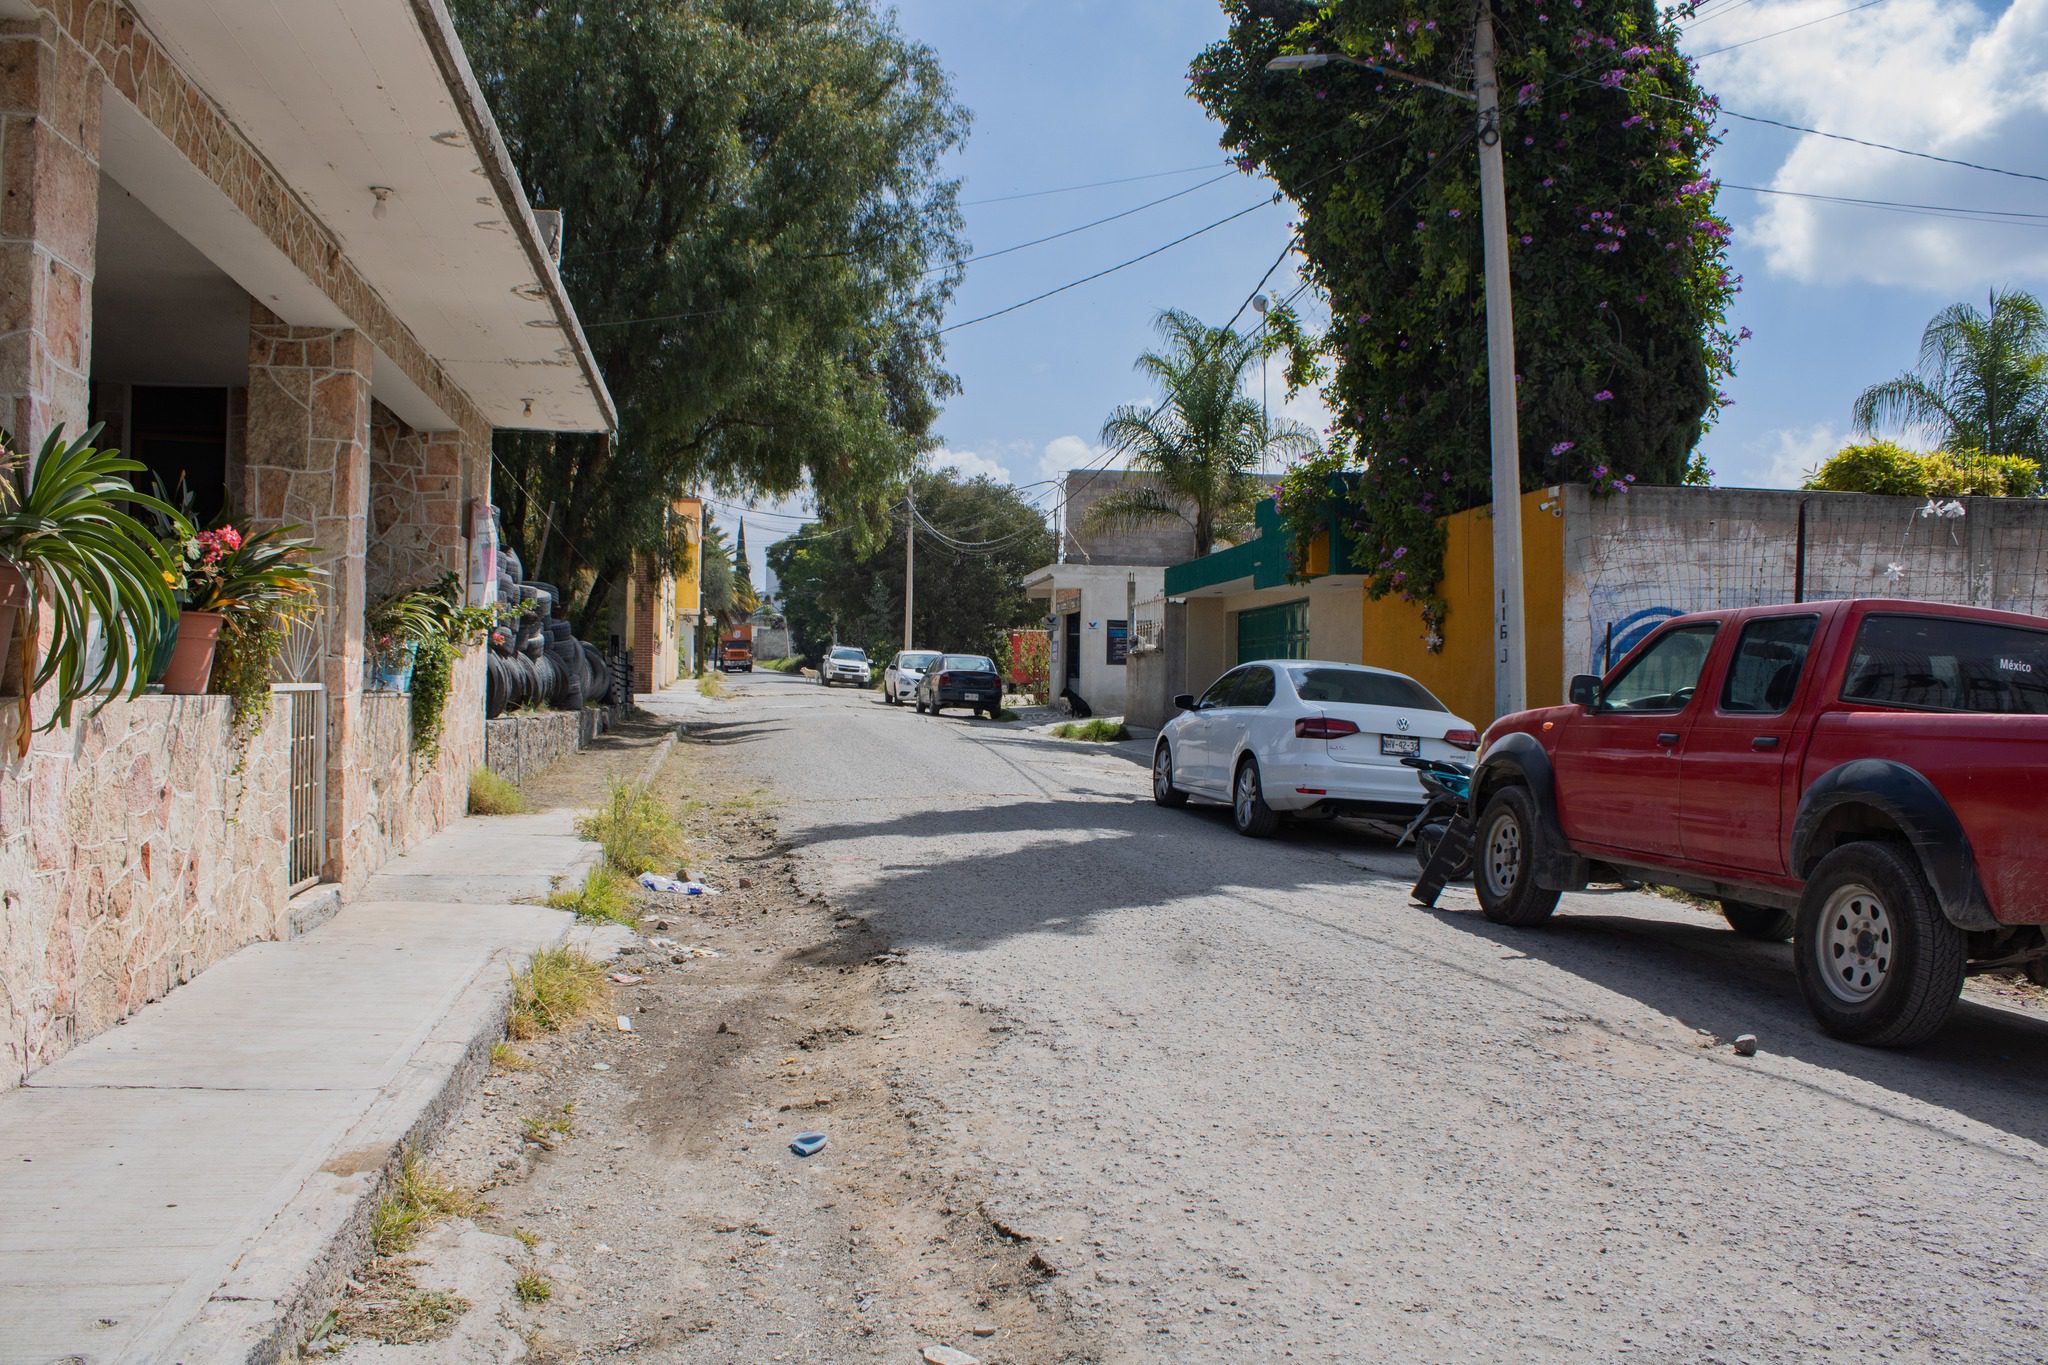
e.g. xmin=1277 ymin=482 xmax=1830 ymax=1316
xmin=0 ymin=808 xmax=604 ymax=1365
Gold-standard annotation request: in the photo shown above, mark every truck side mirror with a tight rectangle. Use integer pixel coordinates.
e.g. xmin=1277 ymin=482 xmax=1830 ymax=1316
xmin=1172 ymin=693 xmax=1195 ymax=712
xmin=1568 ymin=674 xmax=1600 ymax=708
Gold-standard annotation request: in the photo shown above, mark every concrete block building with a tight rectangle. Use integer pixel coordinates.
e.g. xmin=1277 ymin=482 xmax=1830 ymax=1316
xmin=0 ymin=0 xmax=614 ymax=1086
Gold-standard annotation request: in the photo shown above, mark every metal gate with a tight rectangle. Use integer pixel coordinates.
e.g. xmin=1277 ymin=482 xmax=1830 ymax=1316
xmin=1235 ymin=598 xmax=1311 ymax=663
xmin=276 ymin=683 xmax=326 ymax=891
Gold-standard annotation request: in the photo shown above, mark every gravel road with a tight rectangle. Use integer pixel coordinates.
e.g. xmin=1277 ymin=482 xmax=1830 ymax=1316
xmin=723 ymin=668 xmax=2048 ymax=1363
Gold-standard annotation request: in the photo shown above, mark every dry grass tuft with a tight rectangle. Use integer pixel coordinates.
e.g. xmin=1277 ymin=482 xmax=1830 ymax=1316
xmin=369 ymin=1148 xmax=479 ymax=1256
xmin=575 ymin=779 xmax=686 ymax=875
xmin=334 ymin=1259 xmax=471 ymax=1345
xmin=468 ymin=768 xmax=528 ymax=816
xmin=544 ymin=865 xmax=638 ymax=926
xmin=506 ymin=946 xmax=610 ymax=1040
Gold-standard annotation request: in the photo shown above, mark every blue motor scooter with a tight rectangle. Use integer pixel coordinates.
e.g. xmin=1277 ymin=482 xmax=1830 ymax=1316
xmin=1398 ymin=755 xmax=1474 ymax=880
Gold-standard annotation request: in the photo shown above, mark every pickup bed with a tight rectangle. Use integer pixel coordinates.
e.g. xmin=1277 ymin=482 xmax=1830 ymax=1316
xmin=1471 ymin=598 xmax=2047 ymax=1046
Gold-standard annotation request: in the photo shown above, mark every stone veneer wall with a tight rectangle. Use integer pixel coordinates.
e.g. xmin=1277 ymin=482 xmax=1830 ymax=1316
xmin=0 ymin=693 xmax=291 ymax=1087
xmin=368 ymin=402 xmax=467 ymax=605
xmin=353 ymin=649 xmax=487 ymax=874
xmin=484 ymin=710 xmax=583 ymax=787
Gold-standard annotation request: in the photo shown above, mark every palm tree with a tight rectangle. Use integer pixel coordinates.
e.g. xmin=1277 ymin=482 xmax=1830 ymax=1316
xmin=1084 ymin=308 xmax=1319 ymax=556
xmin=1852 ymin=288 xmax=2048 ymax=471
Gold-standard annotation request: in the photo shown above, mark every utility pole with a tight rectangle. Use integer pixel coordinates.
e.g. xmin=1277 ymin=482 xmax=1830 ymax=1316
xmin=1473 ymin=0 xmax=1527 ymax=718
xmin=903 ymin=484 xmax=915 ymax=649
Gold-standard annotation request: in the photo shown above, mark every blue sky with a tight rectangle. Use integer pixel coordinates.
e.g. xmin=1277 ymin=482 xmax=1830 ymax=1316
xmin=723 ymin=0 xmax=2048 ymax=583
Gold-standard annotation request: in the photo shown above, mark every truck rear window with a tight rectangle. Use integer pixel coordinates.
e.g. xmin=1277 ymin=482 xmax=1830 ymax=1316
xmin=1842 ymin=614 xmax=2048 ymax=714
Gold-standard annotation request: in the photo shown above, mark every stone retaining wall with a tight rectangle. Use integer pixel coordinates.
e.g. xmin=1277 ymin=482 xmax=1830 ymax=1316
xmin=484 ymin=710 xmax=582 ymax=787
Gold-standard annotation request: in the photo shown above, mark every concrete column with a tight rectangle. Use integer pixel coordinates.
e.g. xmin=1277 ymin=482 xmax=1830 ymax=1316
xmin=0 ymin=15 xmax=99 ymax=448
xmin=244 ymin=302 xmax=373 ymax=887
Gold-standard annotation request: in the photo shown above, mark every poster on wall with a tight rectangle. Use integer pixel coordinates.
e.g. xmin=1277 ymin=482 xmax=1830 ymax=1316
xmin=1106 ymin=619 xmax=1129 ymax=665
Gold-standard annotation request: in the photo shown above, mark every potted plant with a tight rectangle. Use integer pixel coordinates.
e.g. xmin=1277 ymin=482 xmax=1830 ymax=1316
xmin=365 ymin=590 xmax=446 ymax=692
xmin=181 ymin=523 xmax=324 ymax=725
xmin=0 ymin=425 xmax=178 ymax=752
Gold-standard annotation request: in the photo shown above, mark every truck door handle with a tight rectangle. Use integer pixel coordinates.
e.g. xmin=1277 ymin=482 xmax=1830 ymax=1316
xmin=1656 ymin=732 xmax=1680 ymax=746
xmin=1751 ymin=736 xmax=1780 ymax=750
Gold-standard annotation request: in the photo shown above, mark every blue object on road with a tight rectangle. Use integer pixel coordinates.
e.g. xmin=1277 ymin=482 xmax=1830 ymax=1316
xmin=789 ymin=1131 xmax=828 ymax=1157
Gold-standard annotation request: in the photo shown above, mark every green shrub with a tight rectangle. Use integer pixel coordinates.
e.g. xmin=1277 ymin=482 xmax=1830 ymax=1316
xmin=575 ymin=779 xmax=686 ymax=874
xmin=1804 ymin=440 xmax=1931 ymax=496
xmin=545 ymin=866 xmax=637 ymax=926
xmin=468 ymin=769 xmax=527 ymax=815
xmin=1925 ymin=451 xmax=2040 ymax=497
xmin=1051 ymin=719 xmax=1130 ymax=742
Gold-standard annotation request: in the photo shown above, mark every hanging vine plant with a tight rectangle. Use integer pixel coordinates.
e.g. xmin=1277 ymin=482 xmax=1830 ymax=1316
xmin=1193 ymin=0 xmax=1741 ymax=643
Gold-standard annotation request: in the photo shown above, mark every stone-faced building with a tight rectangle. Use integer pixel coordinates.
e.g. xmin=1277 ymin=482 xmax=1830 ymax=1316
xmin=0 ymin=0 xmax=615 ymax=1087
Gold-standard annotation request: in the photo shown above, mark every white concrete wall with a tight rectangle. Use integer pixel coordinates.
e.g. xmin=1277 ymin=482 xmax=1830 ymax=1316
xmin=1040 ymin=564 xmax=1165 ymax=714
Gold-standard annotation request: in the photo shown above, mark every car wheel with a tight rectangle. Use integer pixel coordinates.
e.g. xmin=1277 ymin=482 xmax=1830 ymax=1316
xmin=1152 ymin=743 xmax=1188 ymax=808
xmin=1794 ymin=842 xmax=1964 ymax=1047
xmin=914 ymin=693 xmax=926 ymax=714
xmin=1474 ymin=786 xmax=1561 ymax=926
xmin=1231 ymin=757 xmax=1280 ymax=838
xmin=1721 ymin=899 xmax=1796 ymax=941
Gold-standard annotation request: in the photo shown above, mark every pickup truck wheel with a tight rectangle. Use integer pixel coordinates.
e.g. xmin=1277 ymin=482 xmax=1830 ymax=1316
xmin=1794 ymin=843 xmax=1965 ymax=1047
xmin=1475 ymin=787 xmax=1560 ymax=926
xmin=1721 ymin=900 xmax=1796 ymax=941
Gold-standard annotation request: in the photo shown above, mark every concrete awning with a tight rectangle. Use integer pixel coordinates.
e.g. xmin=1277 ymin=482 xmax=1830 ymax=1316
xmin=105 ymin=0 xmax=613 ymax=433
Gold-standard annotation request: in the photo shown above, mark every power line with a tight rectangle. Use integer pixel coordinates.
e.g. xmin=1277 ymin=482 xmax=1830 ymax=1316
xmin=926 ymin=170 xmax=1240 ymax=276
xmin=1722 ymin=181 xmax=2048 ymax=226
xmin=1584 ymin=80 xmax=2048 ymax=187
xmin=1690 ymin=0 xmax=1889 ymax=59
xmin=1682 ymin=0 xmax=1766 ymax=27
xmin=959 ymin=162 xmax=1227 ymax=207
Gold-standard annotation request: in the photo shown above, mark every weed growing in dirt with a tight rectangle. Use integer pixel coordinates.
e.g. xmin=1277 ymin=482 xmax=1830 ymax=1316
xmin=468 ymin=769 xmax=528 ymax=816
xmin=515 ymin=1269 xmax=553 ymax=1305
xmin=576 ymin=779 xmax=686 ymax=875
xmin=1051 ymin=719 xmax=1130 ymax=742
xmin=507 ymin=946 xmax=609 ymax=1039
xmin=490 ymin=1041 xmax=533 ymax=1071
xmin=519 ymin=1104 xmax=577 ymax=1150
xmin=544 ymin=866 xmax=638 ymax=926
xmin=334 ymin=1259 xmax=471 ymax=1345
xmin=512 ymin=1228 xmax=540 ymax=1250
xmin=370 ymin=1148 xmax=480 ymax=1255
xmin=697 ymin=669 xmax=727 ymax=698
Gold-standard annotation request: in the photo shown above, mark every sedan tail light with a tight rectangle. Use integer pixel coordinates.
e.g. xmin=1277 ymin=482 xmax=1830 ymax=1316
xmin=936 ymin=672 xmax=952 ymax=685
xmin=1444 ymin=728 xmax=1480 ymax=751
xmin=1294 ymin=716 xmax=1360 ymax=739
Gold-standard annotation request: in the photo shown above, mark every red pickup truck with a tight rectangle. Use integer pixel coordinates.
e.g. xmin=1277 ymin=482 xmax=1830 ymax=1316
xmin=1470 ymin=598 xmax=2046 ymax=1047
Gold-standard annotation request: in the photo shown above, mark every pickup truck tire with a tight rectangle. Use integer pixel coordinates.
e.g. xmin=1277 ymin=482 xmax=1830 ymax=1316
xmin=1232 ymin=757 xmax=1280 ymax=838
xmin=1721 ymin=900 xmax=1796 ymax=941
xmin=1475 ymin=787 xmax=1561 ymax=926
xmin=1794 ymin=842 xmax=1966 ymax=1047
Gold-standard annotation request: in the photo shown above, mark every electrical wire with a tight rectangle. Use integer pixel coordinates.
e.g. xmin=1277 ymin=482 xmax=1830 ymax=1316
xmin=959 ymin=162 xmax=1229 ymax=207
xmin=1690 ymin=0 xmax=1889 ymax=59
xmin=923 ymin=170 xmax=1240 ymax=277
xmin=1682 ymin=0 xmax=1766 ymax=26
xmin=1721 ymin=181 xmax=2048 ymax=227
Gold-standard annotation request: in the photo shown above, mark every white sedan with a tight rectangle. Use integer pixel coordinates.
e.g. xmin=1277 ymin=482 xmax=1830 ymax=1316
xmin=1152 ymin=659 xmax=1478 ymax=837
xmin=882 ymin=649 xmax=941 ymax=705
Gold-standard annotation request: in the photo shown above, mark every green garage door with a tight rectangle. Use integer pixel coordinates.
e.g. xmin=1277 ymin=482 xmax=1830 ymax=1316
xmin=1236 ymin=598 xmax=1311 ymax=663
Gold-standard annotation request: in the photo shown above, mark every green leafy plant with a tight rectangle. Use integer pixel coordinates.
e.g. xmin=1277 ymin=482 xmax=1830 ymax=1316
xmin=576 ymin=779 xmax=687 ymax=874
xmin=513 ymin=1269 xmax=552 ymax=1305
xmin=172 ymin=521 xmax=323 ymax=728
xmin=1805 ymin=441 xmax=2040 ymax=498
xmin=0 ymin=424 xmax=179 ymax=746
xmin=545 ymin=865 xmax=638 ymax=927
xmin=1051 ymin=719 xmax=1129 ymax=742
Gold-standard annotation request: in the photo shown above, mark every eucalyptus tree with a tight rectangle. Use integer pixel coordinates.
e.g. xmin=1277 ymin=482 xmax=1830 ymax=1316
xmin=452 ymin=0 xmax=969 ymax=626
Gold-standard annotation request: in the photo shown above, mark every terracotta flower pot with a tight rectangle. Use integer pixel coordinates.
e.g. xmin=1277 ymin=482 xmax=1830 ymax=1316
xmin=160 ymin=610 xmax=224 ymax=695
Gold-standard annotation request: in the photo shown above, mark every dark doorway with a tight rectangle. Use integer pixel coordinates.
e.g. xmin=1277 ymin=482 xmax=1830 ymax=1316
xmin=129 ymin=385 xmax=229 ymax=524
xmin=1064 ymin=612 xmax=1081 ymax=686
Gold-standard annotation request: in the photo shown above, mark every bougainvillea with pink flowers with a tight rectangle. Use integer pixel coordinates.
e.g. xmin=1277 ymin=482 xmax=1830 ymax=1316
xmin=1193 ymin=0 xmax=1738 ymax=643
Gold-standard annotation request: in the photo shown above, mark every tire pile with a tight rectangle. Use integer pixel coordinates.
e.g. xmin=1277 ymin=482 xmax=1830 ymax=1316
xmin=483 ymin=517 xmax=613 ymax=720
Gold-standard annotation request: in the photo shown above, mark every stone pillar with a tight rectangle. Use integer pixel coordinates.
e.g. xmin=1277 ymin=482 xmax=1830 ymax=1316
xmin=244 ymin=303 xmax=373 ymax=888
xmin=0 ymin=15 xmax=99 ymax=448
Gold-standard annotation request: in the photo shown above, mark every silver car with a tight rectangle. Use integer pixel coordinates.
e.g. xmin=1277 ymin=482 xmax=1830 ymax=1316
xmin=883 ymin=649 xmax=941 ymax=705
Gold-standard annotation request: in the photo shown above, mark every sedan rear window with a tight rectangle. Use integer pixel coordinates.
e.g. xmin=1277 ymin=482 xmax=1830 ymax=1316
xmin=940 ymin=655 xmax=996 ymax=672
xmin=1287 ymin=667 xmax=1447 ymax=712
xmin=1843 ymin=613 xmax=2048 ymax=714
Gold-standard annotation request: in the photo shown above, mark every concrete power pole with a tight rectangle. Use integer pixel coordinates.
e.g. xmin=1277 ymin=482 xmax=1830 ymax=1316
xmin=1474 ymin=0 xmax=1527 ymax=719
xmin=903 ymin=484 xmax=915 ymax=650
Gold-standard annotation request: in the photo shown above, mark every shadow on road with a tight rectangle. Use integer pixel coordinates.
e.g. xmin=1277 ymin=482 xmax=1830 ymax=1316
xmin=1429 ymin=902 xmax=2048 ymax=1148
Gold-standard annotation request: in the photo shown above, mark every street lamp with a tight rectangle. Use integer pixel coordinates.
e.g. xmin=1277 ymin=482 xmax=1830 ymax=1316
xmin=1265 ymin=1 xmax=1528 ymax=719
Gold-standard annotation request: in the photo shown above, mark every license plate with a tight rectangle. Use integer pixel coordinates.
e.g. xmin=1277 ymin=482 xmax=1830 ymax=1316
xmin=963 ymin=692 xmax=982 ymax=700
xmin=1380 ymin=734 xmax=1421 ymax=756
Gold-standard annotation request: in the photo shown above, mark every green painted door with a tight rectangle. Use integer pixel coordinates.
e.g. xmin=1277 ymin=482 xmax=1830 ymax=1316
xmin=1235 ymin=599 xmax=1311 ymax=663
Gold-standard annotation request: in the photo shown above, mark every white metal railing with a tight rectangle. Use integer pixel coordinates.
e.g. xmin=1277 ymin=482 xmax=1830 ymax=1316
xmin=275 ymin=683 xmax=326 ymax=891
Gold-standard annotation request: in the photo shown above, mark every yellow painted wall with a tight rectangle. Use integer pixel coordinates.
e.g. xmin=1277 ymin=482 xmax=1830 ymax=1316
xmin=674 ymin=497 xmax=703 ymax=615
xmin=1359 ymin=487 xmax=1565 ymax=724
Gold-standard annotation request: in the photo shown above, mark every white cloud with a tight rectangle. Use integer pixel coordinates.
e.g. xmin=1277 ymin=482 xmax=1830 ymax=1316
xmin=1695 ymin=0 xmax=2048 ymax=289
xmin=930 ymin=446 xmax=1013 ymax=484
xmin=1722 ymin=420 xmax=1842 ymax=489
